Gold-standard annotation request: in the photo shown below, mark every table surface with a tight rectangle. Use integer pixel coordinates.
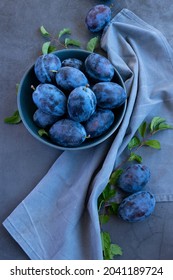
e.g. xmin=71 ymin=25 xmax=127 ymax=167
xmin=1 ymin=0 xmax=173 ymax=260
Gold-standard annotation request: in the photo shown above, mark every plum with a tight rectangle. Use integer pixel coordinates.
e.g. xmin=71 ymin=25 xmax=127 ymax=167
xmin=118 ymin=164 xmax=150 ymax=193
xmin=32 ymin=84 xmax=67 ymax=116
xmin=84 ymin=108 xmax=114 ymax=138
xmin=92 ymin=82 xmax=127 ymax=109
xmin=33 ymin=108 xmax=60 ymax=128
xmin=34 ymin=53 xmax=61 ymax=83
xmin=118 ymin=191 xmax=156 ymax=222
xmin=49 ymin=119 xmax=86 ymax=147
xmin=55 ymin=66 xmax=88 ymax=92
xmin=85 ymin=53 xmax=114 ymax=82
xmin=85 ymin=4 xmax=111 ymax=33
xmin=62 ymin=58 xmax=83 ymax=70
xmin=67 ymin=86 xmax=97 ymax=122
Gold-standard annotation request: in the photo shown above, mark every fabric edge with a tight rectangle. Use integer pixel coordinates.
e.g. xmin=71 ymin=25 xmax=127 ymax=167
xmin=2 ymin=218 xmax=40 ymax=260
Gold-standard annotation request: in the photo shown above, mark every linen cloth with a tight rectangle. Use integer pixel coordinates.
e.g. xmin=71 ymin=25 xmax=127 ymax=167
xmin=3 ymin=9 xmax=173 ymax=260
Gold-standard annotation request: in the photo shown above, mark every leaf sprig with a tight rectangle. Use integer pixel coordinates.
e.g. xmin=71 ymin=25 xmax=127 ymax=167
xmin=98 ymin=116 xmax=173 ymax=260
xmin=40 ymin=25 xmax=81 ymax=54
xmin=40 ymin=25 xmax=99 ymax=54
xmin=126 ymin=117 xmax=173 ymax=164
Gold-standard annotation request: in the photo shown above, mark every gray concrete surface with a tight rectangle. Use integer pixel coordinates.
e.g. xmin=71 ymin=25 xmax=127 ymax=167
xmin=0 ymin=0 xmax=173 ymax=260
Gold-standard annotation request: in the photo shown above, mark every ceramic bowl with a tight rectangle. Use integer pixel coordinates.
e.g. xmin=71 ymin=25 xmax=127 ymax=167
xmin=17 ymin=49 xmax=127 ymax=150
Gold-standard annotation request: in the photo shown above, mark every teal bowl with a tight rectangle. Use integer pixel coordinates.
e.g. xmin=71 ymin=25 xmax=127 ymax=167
xmin=17 ymin=49 xmax=127 ymax=150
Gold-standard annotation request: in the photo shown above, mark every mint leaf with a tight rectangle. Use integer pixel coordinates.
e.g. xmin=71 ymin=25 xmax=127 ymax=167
xmin=101 ymin=231 xmax=122 ymax=259
xmin=48 ymin=45 xmax=57 ymax=53
xmin=138 ymin=121 xmax=147 ymax=138
xmin=16 ymin=83 xmax=20 ymax=95
xmin=110 ymin=244 xmax=123 ymax=257
xmin=64 ymin=38 xmax=81 ymax=48
xmin=109 ymin=169 xmax=123 ymax=185
xmin=143 ymin=139 xmax=161 ymax=149
xmin=40 ymin=25 xmax=50 ymax=36
xmin=38 ymin=129 xmax=49 ymax=137
xmin=4 ymin=110 xmax=21 ymax=124
xmin=101 ymin=231 xmax=111 ymax=252
xmin=99 ymin=214 xmax=110 ymax=225
xmin=42 ymin=41 xmax=51 ymax=54
xmin=108 ymin=202 xmax=119 ymax=215
xmin=155 ymin=122 xmax=173 ymax=132
xmin=150 ymin=117 xmax=165 ymax=133
xmin=58 ymin=28 xmax=71 ymax=38
xmin=86 ymin=36 xmax=99 ymax=52
xmin=102 ymin=183 xmax=116 ymax=201
xmin=128 ymin=136 xmax=141 ymax=150
xmin=98 ymin=198 xmax=104 ymax=211
xmin=128 ymin=152 xmax=143 ymax=163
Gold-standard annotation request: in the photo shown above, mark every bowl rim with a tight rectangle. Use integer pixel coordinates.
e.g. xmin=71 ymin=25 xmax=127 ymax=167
xmin=17 ymin=49 xmax=127 ymax=151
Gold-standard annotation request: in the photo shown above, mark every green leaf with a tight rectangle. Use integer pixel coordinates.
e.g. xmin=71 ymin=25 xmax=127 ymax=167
xmin=101 ymin=231 xmax=111 ymax=250
xmin=38 ymin=129 xmax=49 ymax=137
xmin=4 ymin=110 xmax=21 ymax=124
xmin=128 ymin=136 xmax=141 ymax=150
xmin=16 ymin=83 xmax=20 ymax=95
xmin=42 ymin=41 xmax=51 ymax=54
xmin=64 ymin=38 xmax=81 ymax=48
xmin=48 ymin=45 xmax=57 ymax=53
xmin=143 ymin=139 xmax=161 ymax=149
xmin=86 ymin=36 xmax=99 ymax=52
xmin=97 ymin=198 xmax=104 ymax=211
xmin=40 ymin=25 xmax=50 ymax=36
xmin=156 ymin=122 xmax=173 ymax=131
xmin=110 ymin=244 xmax=123 ymax=256
xmin=150 ymin=117 xmax=165 ymax=132
xmin=109 ymin=169 xmax=123 ymax=185
xmin=99 ymin=214 xmax=110 ymax=225
xmin=102 ymin=183 xmax=116 ymax=201
xmin=58 ymin=28 xmax=71 ymax=38
xmin=107 ymin=202 xmax=119 ymax=215
xmin=101 ymin=231 xmax=122 ymax=260
xmin=138 ymin=121 xmax=147 ymax=138
xmin=128 ymin=152 xmax=143 ymax=163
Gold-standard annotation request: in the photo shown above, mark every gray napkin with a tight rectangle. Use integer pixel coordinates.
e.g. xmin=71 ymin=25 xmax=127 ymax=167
xmin=3 ymin=9 xmax=173 ymax=260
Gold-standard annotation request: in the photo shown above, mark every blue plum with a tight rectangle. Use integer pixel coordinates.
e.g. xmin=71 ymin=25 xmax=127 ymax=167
xmin=118 ymin=164 xmax=150 ymax=193
xmin=118 ymin=191 xmax=156 ymax=222
xmin=32 ymin=84 xmax=67 ymax=116
xmin=33 ymin=109 xmax=60 ymax=128
xmin=85 ymin=53 xmax=114 ymax=82
xmin=55 ymin=66 xmax=88 ymax=92
xmin=67 ymin=86 xmax=97 ymax=122
xmin=92 ymin=82 xmax=127 ymax=109
xmin=85 ymin=4 xmax=111 ymax=33
xmin=84 ymin=108 xmax=114 ymax=138
xmin=34 ymin=53 xmax=61 ymax=83
xmin=62 ymin=58 xmax=83 ymax=70
xmin=49 ymin=119 xmax=86 ymax=147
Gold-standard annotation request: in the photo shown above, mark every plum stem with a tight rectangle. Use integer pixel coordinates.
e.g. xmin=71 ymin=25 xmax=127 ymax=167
xmin=31 ymin=85 xmax=36 ymax=91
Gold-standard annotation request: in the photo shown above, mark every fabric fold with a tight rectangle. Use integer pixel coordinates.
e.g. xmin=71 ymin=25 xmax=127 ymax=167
xmin=3 ymin=9 xmax=173 ymax=260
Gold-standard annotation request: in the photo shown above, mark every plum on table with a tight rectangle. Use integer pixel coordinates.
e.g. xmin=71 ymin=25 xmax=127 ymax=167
xmin=85 ymin=4 xmax=111 ymax=33
xmin=118 ymin=191 xmax=156 ymax=222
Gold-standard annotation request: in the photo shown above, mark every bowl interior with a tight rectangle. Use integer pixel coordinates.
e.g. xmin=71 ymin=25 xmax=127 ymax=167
xmin=18 ymin=49 xmax=127 ymax=150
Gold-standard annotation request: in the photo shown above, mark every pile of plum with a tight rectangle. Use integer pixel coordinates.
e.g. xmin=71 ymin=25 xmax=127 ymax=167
xmin=32 ymin=52 xmax=127 ymax=147
xmin=117 ymin=164 xmax=156 ymax=222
